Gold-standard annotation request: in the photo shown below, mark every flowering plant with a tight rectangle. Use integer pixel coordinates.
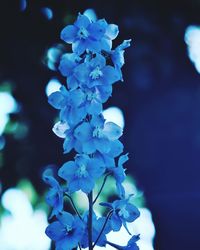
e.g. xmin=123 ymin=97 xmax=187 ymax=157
xmin=43 ymin=13 xmax=140 ymax=250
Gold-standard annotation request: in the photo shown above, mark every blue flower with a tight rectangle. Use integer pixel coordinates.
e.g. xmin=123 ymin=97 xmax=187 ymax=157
xmin=48 ymin=86 xmax=86 ymax=125
xmin=43 ymin=169 xmax=63 ymax=218
xmin=45 ymin=211 xmax=85 ymax=250
xmin=58 ymin=154 xmax=105 ymax=194
xmin=74 ymin=53 xmax=120 ymax=88
xmin=58 ymin=53 xmax=81 ymax=90
xmin=100 ymin=197 xmax=140 ymax=234
xmin=111 ymin=39 xmax=131 ymax=81
xmin=74 ymin=115 xmax=123 ymax=154
xmin=60 ymin=14 xmax=109 ymax=55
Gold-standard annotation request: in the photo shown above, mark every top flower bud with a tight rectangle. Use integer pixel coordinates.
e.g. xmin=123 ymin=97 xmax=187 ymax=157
xmin=60 ymin=13 xmax=119 ymax=55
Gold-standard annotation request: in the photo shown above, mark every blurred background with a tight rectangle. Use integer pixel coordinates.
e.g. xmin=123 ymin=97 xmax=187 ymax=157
xmin=0 ymin=0 xmax=200 ymax=249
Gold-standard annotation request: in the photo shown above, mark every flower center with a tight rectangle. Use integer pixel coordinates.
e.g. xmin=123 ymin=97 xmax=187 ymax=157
xmin=118 ymin=205 xmax=130 ymax=219
xmin=65 ymin=224 xmax=72 ymax=233
xmin=89 ymin=66 xmax=103 ymax=80
xmin=76 ymin=164 xmax=88 ymax=178
xmin=93 ymin=127 xmax=103 ymax=138
xmin=87 ymin=91 xmax=97 ymax=101
xmin=78 ymin=27 xmax=89 ymax=39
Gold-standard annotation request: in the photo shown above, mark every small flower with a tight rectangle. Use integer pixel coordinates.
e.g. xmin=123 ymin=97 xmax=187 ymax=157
xmin=74 ymin=53 xmax=120 ymax=88
xmin=60 ymin=14 xmax=109 ymax=55
xmin=48 ymin=86 xmax=86 ymax=125
xmin=74 ymin=115 xmax=123 ymax=154
xmin=100 ymin=197 xmax=140 ymax=234
xmin=43 ymin=169 xmax=63 ymax=218
xmin=58 ymin=53 xmax=81 ymax=90
xmin=45 ymin=211 xmax=85 ymax=250
xmin=58 ymin=154 xmax=105 ymax=194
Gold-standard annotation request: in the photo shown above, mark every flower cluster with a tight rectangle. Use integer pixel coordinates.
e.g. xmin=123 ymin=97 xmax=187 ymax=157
xmin=44 ymin=13 xmax=140 ymax=250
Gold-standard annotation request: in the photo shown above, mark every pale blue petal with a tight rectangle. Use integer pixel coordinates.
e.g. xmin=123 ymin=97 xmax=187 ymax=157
xmin=94 ymin=137 xmax=110 ymax=154
xmin=105 ymin=24 xmax=119 ymax=40
xmin=72 ymin=40 xmax=87 ymax=55
xmin=48 ymin=91 xmax=65 ymax=109
xmin=60 ymin=25 xmax=77 ymax=43
xmin=58 ymin=161 xmax=76 ymax=181
xmin=103 ymin=122 xmax=123 ymax=140
xmin=108 ymin=140 xmax=124 ymax=157
xmin=102 ymin=65 xmax=120 ymax=84
xmin=74 ymin=122 xmax=92 ymax=142
xmin=45 ymin=222 xmax=64 ymax=241
xmin=88 ymin=19 xmax=107 ymax=40
xmin=75 ymin=14 xmax=90 ymax=28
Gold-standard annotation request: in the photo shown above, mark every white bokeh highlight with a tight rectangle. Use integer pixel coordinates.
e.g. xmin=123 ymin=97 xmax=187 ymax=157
xmin=185 ymin=25 xmax=200 ymax=73
xmin=0 ymin=188 xmax=50 ymax=250
xmin=103 ymin=106 xmax=125 ymax=129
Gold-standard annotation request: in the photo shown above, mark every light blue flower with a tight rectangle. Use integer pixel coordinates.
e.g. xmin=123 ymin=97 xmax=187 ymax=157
xmin=42 ymin=169 xmax=64 ymax=218
xmin=60 ymin=14 xmax=108 ymax=55
xmin=48 ymin=86 xmax=86 ymax=125
xmin=100 ymin=197 xmax=140 ymax=234
xmin=58 ymin=154 xmax=105 ymax=194
xmin=74 ymin=115 xmax=123 ymax=154
xmin=45 ymin=211 xmax=85 ymax=250
xmin=74 ymin=53 xmax=120 ymax=88
xmin=58 ymin=53 xmax=81 ymax=90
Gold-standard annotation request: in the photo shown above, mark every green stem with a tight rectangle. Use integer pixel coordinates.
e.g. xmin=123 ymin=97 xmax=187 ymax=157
xmin=88 ymin=191 xmax=93 ymax=250
xmin=65 ymin=193 xmax=83 ymax=221
xmin=93 ymin=173 xmax=110 ymax=205
xmin=92 ymin=210 xmax=113 ymax=248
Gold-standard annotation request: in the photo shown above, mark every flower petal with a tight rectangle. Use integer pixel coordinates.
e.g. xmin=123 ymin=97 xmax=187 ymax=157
xmin=103 ymin=122 xmax=123 ymax=140
xmin=60 ymin=25 xmax=77 ymax=43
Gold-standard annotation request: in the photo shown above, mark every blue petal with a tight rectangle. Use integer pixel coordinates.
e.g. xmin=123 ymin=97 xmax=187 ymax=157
xmin=57 ymin=211 xmax=74 ymax=226
xmin=87 ymin=99 xmax=102 ymax=115
xmin=88 ymin=19 xmax=107 ymax=40
xmin=67 ymin=75 xmax=79 ymax=90
xmin=103 ymin=122 xmax=123 ymax=140
xmin=48 ymin=91 xmax=66 ymax=109
xmin=45 ymin=221 xmax=64 ymax=241
xmin=74 ymin=62 xmax=89 ymax=82
xmin=100 ymin=37 xmax=112 ymax=51
xmin=94 ymin=137 xmax=110 ymax=154
xmin=88 ymin=158 xmax=105 ymax=178
xmin=81 ymin=140 xmax=96 ymax=154
xmin=102 ymin=65 xmax=120 ymax=84
xmin=75 ymin=14 xmax=90 ymax=28
xmin=118 ymin=153 xmax=129 ymax=168
xmin=63 ymin=136 xmax=74 ymax=153
xmin=105 ymin=24 xmax=119 ymax=40
xmin=110 ymin=213 xmax=122 ymax=231
xmin=59 ymin=53 xmax=80 ymax=77
xmin=58 ymin=161 xmax=76 ymax=181
xmin=108 ymin=140 xmax=124 ymax=157
xmin=60 ymin=25 xmax=77 ymax=43
xmin=72 ymin=40 xmax=87 ymax=55
xmin=80 ymin=177 xmax=94 ymax=193
xmin=90 ymin=53 xmax=106 ymax=68
xmin=74 ymin=122 xmax=92 ymax=142
xmin=68 ymin=179 xmax=80 ymax=193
